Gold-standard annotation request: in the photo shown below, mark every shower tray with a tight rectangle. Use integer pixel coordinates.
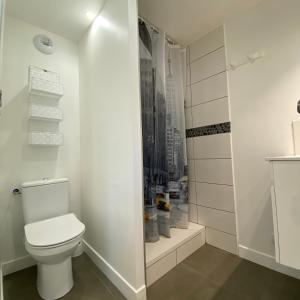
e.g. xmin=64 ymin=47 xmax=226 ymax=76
xmin=145 ymin=222 xmax=205 ymax=286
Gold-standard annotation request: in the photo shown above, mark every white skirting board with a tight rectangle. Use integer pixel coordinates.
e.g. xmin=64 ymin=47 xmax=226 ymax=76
xmin=82 ymin=240 xmax=146 ymax=300
xmin=1 ymin=255 xmax=35 ymax=276
xmin=0 ymin=267 xmax=3 ymax=300
xmin=239 ymin=245 xmax=300 ymax=280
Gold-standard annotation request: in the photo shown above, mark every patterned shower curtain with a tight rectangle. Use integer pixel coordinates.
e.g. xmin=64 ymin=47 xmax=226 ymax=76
xmin=139 ymin=20 xmax=188 ymax=243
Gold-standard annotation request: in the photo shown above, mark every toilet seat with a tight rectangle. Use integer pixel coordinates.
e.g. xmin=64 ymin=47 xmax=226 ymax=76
xmin=25 ymin=213 xmax=85 ymax=249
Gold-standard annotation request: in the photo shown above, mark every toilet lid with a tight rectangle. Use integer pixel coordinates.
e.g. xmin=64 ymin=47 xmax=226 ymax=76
xmin=25 ymin=213 xmax=85 ymax=248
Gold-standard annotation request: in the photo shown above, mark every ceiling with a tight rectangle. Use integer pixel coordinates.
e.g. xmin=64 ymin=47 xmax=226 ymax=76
xmin=6 ymin=0 xmax=265 ymax=44
xmin=138 ymin=0 xmax=264 ymax=45
xmin=6 ymin=0 xmax=105 ymax=42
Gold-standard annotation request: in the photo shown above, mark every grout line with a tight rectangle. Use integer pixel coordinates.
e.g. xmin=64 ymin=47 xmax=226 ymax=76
xmin=188 ymin=70 xmax=227 ymax=86
xmin=196 ymin=203 xmax=235 ymax=214
xmin=190 ymin=96 xmax=228 ymax=108
xmin=192 ymin=181 xmax=234 ymax=187
xmin=192 ymin=158 xmax=232 ymax=160
xmin=189 ymin=45 xmax=225 ymax=64
xmin=205 ymin=226 xmax=237 ymax=237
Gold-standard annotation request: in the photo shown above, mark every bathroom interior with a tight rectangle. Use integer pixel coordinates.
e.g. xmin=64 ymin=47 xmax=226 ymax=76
xmin=1 ymin=0 xmax=300 ymax=299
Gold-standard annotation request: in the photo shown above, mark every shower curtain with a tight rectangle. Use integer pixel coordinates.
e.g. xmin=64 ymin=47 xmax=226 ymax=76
xmin=139 ymin=21 xmax=188 ymax=243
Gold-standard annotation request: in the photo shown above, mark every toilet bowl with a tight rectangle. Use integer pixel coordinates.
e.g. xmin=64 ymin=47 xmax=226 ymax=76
xmin=24 ymin=213 xmax=85 ymax=300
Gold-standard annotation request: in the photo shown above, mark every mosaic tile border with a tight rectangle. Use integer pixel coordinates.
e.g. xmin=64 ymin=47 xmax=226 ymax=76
xmin=186 ymin=122 xmax=231 ymax=138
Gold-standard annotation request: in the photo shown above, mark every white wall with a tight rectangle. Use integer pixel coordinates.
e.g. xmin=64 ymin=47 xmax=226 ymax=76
xmin=186 ymin=27 xmax=237 ymax=254
xmin=0 ymin=1 xmax=5 ymax=297
xmin=225 ymin=0 xmax=300 ymax=258
xmin=79 ymin=0 xmax=145 ymax=298
xmin=0 ymin=16 xmax=81 ymax=264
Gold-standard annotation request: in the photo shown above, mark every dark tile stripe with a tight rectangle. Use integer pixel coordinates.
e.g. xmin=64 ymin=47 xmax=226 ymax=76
xmin=186 ymin=122 xmax=231 ymax=138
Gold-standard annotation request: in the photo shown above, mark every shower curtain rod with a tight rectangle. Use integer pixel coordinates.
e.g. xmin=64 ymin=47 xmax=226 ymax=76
xmin=138 ymin=16 xmax=181 ymax=47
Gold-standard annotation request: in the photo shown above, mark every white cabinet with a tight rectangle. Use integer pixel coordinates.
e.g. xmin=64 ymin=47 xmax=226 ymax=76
xmin=267 ymin=156 xmax=300 ymax=270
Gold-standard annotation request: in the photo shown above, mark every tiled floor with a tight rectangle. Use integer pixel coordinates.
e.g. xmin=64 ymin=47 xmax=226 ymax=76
xmin=3 ymin=254 xmax=125 ymax=300
xmin=147 ymin=244 xmax=300 ymax=300
xmin=4 ymin=245 xmax=300 ymax=300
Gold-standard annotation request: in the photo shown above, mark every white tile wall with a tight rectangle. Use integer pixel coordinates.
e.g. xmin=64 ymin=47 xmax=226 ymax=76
xmin=197 ymin=206 xmax=236 ymax=235
xmin=177 ymin=234 xmax=205 ymax=263
xmin=193 ymin=133 xmax=231 ymax=159
xmin=189 ymin=181 xmax=197 ymax=204
xmin=189 ymin=204 xmax=198 ymax=223
xmin=186 ymin=25 xmax=237 ymax=254
xmin=185 ymin=86 xmax=192 ymax=107
xmin=206 ymin=227 xmax=237 ymax=255
xmin=195 ymin=159 xmax=233 ymax=185
xmin=192 ymin=97 xmax=229 ymax=128
xmin=146 ymin=251 xmax=176 ymax=286
xmin=186 ymin=138 xmax=194 ymax=159
xmin=188 ymin=159 xmax=195 ymax=181
xmin=190 ymin=47 xmax=226 ymax=84
xmin=189 ymin=26 xmax=224 ymax=62
xmin=196 ymin=183 xmax=235 ymax=212
xmin=192 ymin=72 xmax=228 ymax=106
xmin=185 ymin=107 xmax=193 ymax=129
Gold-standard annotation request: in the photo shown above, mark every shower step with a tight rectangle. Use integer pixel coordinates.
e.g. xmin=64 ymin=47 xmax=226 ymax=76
xmin=145 ymin=223 xmax=205 ymax=286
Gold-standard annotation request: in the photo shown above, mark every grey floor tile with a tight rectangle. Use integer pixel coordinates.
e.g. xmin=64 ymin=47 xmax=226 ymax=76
xmin=147 ymin=262 xmax=250 ymax=300
xmin=182 ymin=243 xmax=242 ymax=286
xmin=147 ymin=263 xmax=217 ymax=300
xmin=217 ymin=259 xmax=300 ymax=300
xmin=149 ymin=244 xmax=300 ymax=300
xmin=4 ymin=266 xmax=38 ymax=300
xmin=147 ymin=264 xmax=199 ymax=300
xmin=4 ymin=245 xmax=300 ymax=300
xmin=189 ymin=286 xmax=249 ymax=300
xmin=82 ymin=258 xmax=125 ymax=300
xmin=3 ymin=254 xmax=125 ymax=300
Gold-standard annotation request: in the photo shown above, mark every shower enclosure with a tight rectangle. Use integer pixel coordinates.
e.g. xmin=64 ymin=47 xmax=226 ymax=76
xmin=139 ymin=19 xmax=189 ymax=243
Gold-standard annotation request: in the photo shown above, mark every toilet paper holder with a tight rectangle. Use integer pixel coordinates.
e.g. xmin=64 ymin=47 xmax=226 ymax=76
xmin=12 ymin=188 xmax=22 ymax=195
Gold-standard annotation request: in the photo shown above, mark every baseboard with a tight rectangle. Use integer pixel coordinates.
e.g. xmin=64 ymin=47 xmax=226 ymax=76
xmin=239 ymin=245 xmax=300 ymax=280
xmin=1 ymin=255 xmax=35 ymax=276
xmin=82 ymin=240 xmax=146 ymax=300
xmin=0 ymin=267 xmax=3 ymax=300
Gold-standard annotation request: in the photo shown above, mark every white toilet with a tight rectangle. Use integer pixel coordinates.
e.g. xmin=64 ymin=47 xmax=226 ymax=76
xmin=21 ymin=178 xmax=85 ymax=300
